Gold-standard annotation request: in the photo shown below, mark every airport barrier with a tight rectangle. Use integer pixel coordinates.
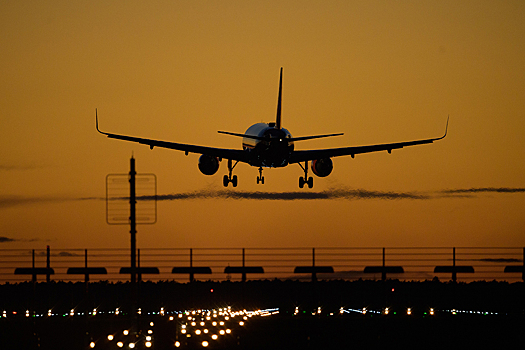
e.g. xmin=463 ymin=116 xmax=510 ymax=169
xmin=0 ymin=247 xmax=523 ymax=283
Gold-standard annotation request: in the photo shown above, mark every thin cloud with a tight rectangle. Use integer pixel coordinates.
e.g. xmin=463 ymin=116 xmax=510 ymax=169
xmin=0 ymin=236 xmax=17 ymax=243
xmin=145 ymin=188 xmax=429 ymax=201
xmin=2 ymin=187 xmax=525 ymax=209
xmin=0 ymin=163 xmax=44 ymax=171
xmin=442 ymin=187 xmax=525 ymax=194
xmin=0 ymin=195 xmax=100 ymax=209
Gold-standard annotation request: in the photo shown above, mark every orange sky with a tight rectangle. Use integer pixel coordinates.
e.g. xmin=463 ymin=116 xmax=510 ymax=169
xmin=1 ymin=0 xmax=525 ymax=250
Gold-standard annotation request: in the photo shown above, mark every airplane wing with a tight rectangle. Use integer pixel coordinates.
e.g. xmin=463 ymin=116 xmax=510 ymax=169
xmin=289 ymin=118 xmax=448 ymax=164
xmin=96 ymin=111 xmax=250 ymax=163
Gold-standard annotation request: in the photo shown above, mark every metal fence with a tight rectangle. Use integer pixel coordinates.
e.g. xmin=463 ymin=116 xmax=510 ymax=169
xmin=1 ymin=247 xmax=524 ymax=284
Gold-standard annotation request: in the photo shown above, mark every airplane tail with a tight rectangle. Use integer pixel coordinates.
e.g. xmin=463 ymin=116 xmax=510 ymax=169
xmin=276 ymin=67 xmax=283 ymax=129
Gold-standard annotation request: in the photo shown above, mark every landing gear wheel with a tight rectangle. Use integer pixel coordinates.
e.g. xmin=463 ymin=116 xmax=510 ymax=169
xmin=224 ymin=159 xmax=239 ymax=188
xmin=257 ymin=167 xmax=265 ymax=185
xmin=298 ymin=160 xmax=313 ymax=189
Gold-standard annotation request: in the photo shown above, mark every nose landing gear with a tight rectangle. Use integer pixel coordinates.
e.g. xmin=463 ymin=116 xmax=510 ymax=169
xmin=298 ymin=161 xmax=313 ymax=188
xmin=256 ymin=167 xmax=265 ymax=184
xmin=223 ymin=159 xmax=238 ymax=187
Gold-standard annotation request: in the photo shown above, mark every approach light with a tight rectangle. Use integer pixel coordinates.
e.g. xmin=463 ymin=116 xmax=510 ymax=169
xmin=219 ymin=330 xmax=225 ymax=335
xmin=146 ymin=336 xmax=151 ymax=341
xmin=212 ymin=334 xmax=218 ymax=340
xmin=175 ymin=341 xmax=181 ymax=347
xmin=145 ymin=341 xmax=152 ymax=348
xmin=195 ymin=329 xmax=202 ymax=335
xmin=430 ymin=308 xmax=435 ymax=316
xmin=239 ymin=321 xmax=244 ymax=326
xmin=407 ymin=308 xmax=412 ymax=316
xmin=181 ymin=329 xmax=187 ymax=334
xmin=150 ymin=322 xmax=154 ymax=327
xmin=108 ymin=335 xmax=114 ymax=341
xmin=226 ymin=329 xmax=231 ymax=334
xmin=117 ymin=341 xmax=124 ymax=348
xmin=128 ymin=343 xmax=135 ymax=349
xmin=123 ymin=330 xmax=129 ymax=336
xmin=200 ymin=321 xmax=205 ymax=326
xmin=202 ymin=341 xmax=209 ymax=347
xmin=90 ymin=342 xmax=96 ymax=348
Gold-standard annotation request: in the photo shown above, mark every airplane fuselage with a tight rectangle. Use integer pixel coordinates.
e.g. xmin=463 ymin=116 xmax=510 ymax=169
xmin=242 ymin=123 xmax=294 ymax=167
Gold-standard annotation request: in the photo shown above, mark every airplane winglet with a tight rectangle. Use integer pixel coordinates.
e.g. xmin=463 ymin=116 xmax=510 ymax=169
xmin=438 ymin=115 xmax=449 ymax=140
xmin=95 ymin=108 xmax=108 ymax=135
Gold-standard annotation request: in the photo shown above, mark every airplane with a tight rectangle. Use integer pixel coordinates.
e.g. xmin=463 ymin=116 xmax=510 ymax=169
xmin=96 ymin=68 xmax=448 ymax=188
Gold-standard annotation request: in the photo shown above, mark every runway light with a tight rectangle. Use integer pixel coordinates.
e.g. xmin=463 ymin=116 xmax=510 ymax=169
xmin=123 ymin=330 xmax=129 ymax=336
xmin=70 ymin=309 xmax=75 ymax=316
xmin=128 ymin=343 xmax=135 ymax=349
xmin=117 ymin=341 xmax=124 ymax=348
xmin=26 ymin=310 xmax=30 ymax=317
xmin=90 ymin=342 xmax=96 ymax=348
xmin=430 ymin=308 xmax=435 ymax=316
xmin=202 ymin=341 xmax=209 ymax=347
xmin=107 ymin=335 xmax=114 ymax=341
xmin=211 ymin=334 xmax=218 ymax=340
xmin=384 ymin=308 xmax=389 ymax=315
xmin=175 ymin=341 xmax=181 ymax=347
xmin=407 ymin=308 xmax=412 ymax=316
xmin=195 ymin=329 xmax=202 ymax=335
xmin=169 ymin=316 xmax=174 ymax=321
xmin=219 ymin=330 xmax=225 ymax=335
xmin=239 ymin=321 xmax=244 ymax=326
xmin=226 ymin=329 xmax=231 ymax=334
xmin=48 ymin=309 xmax=52 ymax=317
xmin=181 ymin=329 xmax=187 ymax=334
xmin=150 ymin=322 xmax=154 ymax=327
xmin=200 ymin=322 xmax=205 ymax=326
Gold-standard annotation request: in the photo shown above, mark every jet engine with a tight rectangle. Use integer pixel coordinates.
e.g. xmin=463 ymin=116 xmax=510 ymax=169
xmin=311 ymin=158 xmax=333 ymax=177
xmin=198 ymin=155 xmax=220 ymax=175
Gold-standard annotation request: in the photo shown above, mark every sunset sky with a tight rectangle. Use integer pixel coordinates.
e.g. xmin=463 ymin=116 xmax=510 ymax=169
xmin=1 ymin=0 xmax=525 ymax=250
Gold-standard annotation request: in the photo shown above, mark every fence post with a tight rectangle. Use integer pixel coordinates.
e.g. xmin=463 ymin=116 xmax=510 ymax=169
xmin=190 ymin=248 xmax=194 ymax=283
xmin=382 ymin=248 xmax=386 ymax=281
xmin=312 ymin=248 xmax=317 ymax=282
xmin=452 ymin=247 xmax=457 ymax=283
xmin=46 ymin=246 xmax=51 ymax=283
xmin=242 ymin=248 xmax=246 ymax=282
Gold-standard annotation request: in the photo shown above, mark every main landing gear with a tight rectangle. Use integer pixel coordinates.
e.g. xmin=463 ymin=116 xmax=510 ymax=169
xmin=256 ymin=167 xmax=265 ymax=185
xmin=298 ymin=160 xmax=313 ymax=188
xmin=223 ymin=159 xmax=238 ymax=187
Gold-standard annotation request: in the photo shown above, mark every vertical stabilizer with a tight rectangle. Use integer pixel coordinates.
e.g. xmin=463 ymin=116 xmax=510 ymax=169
xmin=275 ymin=67 xmax=283 ymax=129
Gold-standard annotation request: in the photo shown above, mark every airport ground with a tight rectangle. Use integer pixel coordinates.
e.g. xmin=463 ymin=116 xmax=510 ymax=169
xmin=0 ymin=279 xmax=524 ymax=349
